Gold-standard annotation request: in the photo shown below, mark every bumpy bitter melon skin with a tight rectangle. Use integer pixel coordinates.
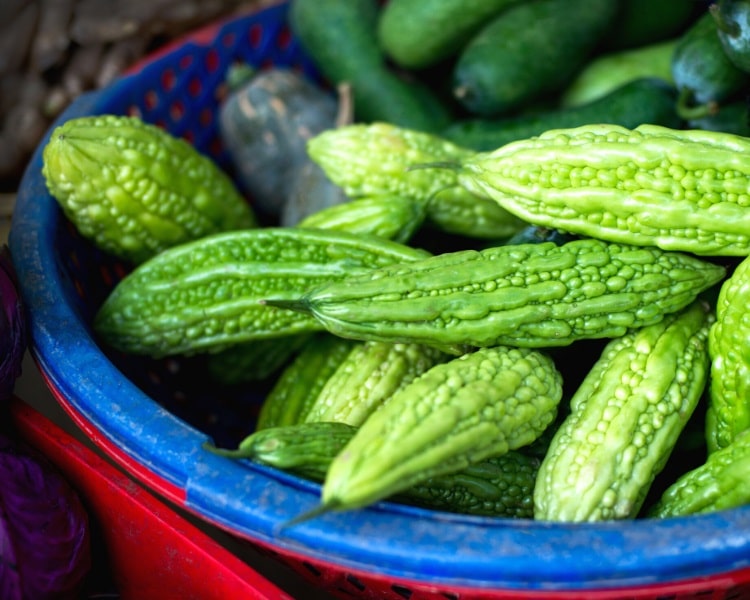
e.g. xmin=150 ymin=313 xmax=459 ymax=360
xmin=297 ymin=194 xmax=426 ymax=244
xmin=320 ymin=345 xmax=563 ymax=511
xmin=307 ymin=122 xmax=525 ymax=239
xmin=303 ymin=340 xmax=448 ymax=426
xmin=209 ymin=420 xmax=540 ymax=517
xmin=534 ymin=301 xmax=714 ymax=522
xmin=649 ymin=427 xmax=750 ymax=518
xmin=400 ymin=451 xmax=541 ymax=518
xmin=206 ymin=421 xmax=358 ymax=481
xmin=93 ymin=227 xmax=430 ymax=358
xmin=276 ymin=238 xmax=725 ymax=351
xmin=707 ymin=254 xmax=750 ymax=453
xmin=457 ymin=123 xmax=750 ymax=256
xmin=255 ymin=334 xmax=358 ymax=430
xmin=42 ymin=114 xmax=257 ymax=264
xmin=308 ymin=122 xmax=474 ymax=201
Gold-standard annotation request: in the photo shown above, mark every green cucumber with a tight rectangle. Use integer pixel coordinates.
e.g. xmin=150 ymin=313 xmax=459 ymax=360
xmin=377 ymin=0 xmax=522 ymax=69
xmin=442 ymin=78 xmax=682 ymax=152
xmin=288 ymin=0 xmax=451 ymax=132
xmin=711 ymin=0 xmax=750 ymax=73
xmin=560 ymin=40 xmax=677 ymax=108
xmin=671 ymin=11 xmax=750 ymax=118
xmin=451 ymin=0 xmax=619 ymax=116
xmin=604 ymin=0 xmax=699 ymax=51
xmin=688 ymin=99 xmax=750 ymax=136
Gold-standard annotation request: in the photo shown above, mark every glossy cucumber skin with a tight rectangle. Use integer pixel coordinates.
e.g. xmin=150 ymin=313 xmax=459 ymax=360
xmin=712 ymin=0 xmax=750 ymax=73
xmin=688 ymin=99 xmax=750 ymax=136
xmin=443 ymin=78 xmax=682 ymax=152
xmin=320 ymin=345 xmax=562 ymax=511
xmin=671 ymin=11 xmax=750 ymax=106
xmin=534 ymin=301 xmax=713 ymax=522
xmin=377 ymin=0 xmax=522 ymax=69
xmin=93 ymin=227 xmax=429 ymax=358
xmin=707 ymin=255 xmax=750 ymax=452
xmin=289 ymin=0 xmax=451 ymax=132
xmin=42 ymin=115 xmax=256 ymax=265
xmin=649 ymin=427 xmax=750 ymax=517
xmin=284 ymin=239 xmax=725 ymax=351
xmin=255 ymin=334 xmax=358 ymax=430
xmin=559 ymin=42 xmax=677 ymax=108
xmin=458 ymin=123 xmax=750 ymax=256
xmin=604 ymin=0 xmax=699 ymax=51
xmin=451 ymin=0 xmax=618 ymax=116
xmin=303 ymin=341 xmax=447 ymax=427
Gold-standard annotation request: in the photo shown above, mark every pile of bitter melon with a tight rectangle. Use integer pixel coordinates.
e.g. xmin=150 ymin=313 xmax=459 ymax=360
xmin=38 ymin=0 xmax=750 ymax=524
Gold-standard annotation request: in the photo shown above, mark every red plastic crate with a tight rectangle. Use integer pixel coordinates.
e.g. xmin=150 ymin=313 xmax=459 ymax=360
xmin=7 ymin=396 xmax=292 ymax=600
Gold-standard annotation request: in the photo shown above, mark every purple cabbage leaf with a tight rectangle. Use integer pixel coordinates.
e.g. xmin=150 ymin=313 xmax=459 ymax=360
xmin=0 ymin=245 xmax=26 ymax=402
xmin=0 ymin=434 xmax=91 ymax=599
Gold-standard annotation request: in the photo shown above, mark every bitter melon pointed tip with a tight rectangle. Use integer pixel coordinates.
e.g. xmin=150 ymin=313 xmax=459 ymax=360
xmin=406 ymin=160 xmax=461 ymax=173
xmin=275 ymin=500 xmax=341 ymax=534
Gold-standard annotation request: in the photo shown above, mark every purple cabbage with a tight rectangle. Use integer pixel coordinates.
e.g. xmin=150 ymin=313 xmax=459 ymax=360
xmin=0 ymin=434 xmax=91 ymax=599
xmin=0 ymin=245 xmax=26 ymax=401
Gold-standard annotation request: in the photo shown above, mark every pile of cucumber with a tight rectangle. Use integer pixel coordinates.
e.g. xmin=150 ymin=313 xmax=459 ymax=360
xmin=38 ymin=0 xmax=750 ymax=525
xmin=290 ymin=0 xmax=750 ymax=147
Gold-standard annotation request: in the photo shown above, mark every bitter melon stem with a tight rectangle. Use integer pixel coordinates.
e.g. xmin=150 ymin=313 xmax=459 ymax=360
xmin=259 ymin=298 xmax=312 ymax=313
xmin=201 ymin=441 xmax=250 ymax=459
xmin=406 ymin=161 xmax=461 ymax=173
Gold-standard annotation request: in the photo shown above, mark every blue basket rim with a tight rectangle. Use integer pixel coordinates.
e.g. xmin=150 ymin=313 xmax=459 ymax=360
xmin=10 ymin=3 xmax=750 ymax=592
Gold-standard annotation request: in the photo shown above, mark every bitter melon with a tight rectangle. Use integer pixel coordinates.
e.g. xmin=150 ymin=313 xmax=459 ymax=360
xmin=42 ymin=114 xmax=256 ymax=264
xmin=94 ymin=227 xmax=430 ymax=358
xmin=255 ymin=334 xmax=359 ymax=430
xmin=707 ymin=254 xmax=750 ymax=452
xmin=649 ymin=427 xmax=750 ymax=518
xmin=206 ymin=420 xmax=540 ymax=517
xmin=456 ymin=123 xmax=750 ymax=256
xmin=317 ymin=345 xmax=562 ymax=512
xmin=269 ymin=239 xmax=725 ymax=351
xmin=303 ymin=340 xmax=447 ymax=427
xmin=534 ymin=301 xmax=713 ymax=521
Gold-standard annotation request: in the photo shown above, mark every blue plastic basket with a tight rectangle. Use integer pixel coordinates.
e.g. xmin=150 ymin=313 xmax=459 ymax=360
xmin=10 ymin=2 xmax=750 ymax=598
